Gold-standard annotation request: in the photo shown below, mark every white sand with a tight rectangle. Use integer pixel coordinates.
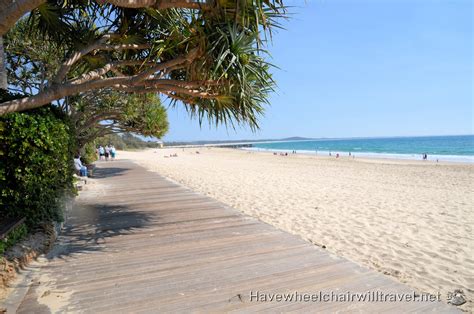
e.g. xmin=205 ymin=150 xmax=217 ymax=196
xmin=118 ymin=148 xmax=473 ymax=309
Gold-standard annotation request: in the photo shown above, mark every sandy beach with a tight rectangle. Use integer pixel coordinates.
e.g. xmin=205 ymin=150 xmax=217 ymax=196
xmin=119 ymin=148 xmax=473 ymax=310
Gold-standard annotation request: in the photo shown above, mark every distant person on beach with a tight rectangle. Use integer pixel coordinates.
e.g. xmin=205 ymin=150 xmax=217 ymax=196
xmin=74 ymin=155 xmax=88 ymax=177
xmin=422 ymin=153 xmax=428 ymax=160
xmin=98 ymin=145 xmax=105 ymax=160
xmin=336 ymin=153 xmax=340 ymax=158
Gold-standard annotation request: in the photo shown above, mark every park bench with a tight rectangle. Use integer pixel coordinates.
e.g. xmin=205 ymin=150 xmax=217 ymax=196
xmin=86 ymin=163 xmax=96 ymax=177
xmin=0 ymin=217 xmax=25 ymax=241
xmin=74 ymin=173 xmax=87 ymax=191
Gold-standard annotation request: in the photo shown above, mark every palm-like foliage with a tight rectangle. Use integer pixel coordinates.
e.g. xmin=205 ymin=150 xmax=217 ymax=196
xmin=70 ymin=90 xmax=169 ymax=146
xmin=1 ymin=0 xmax=287 ymax=131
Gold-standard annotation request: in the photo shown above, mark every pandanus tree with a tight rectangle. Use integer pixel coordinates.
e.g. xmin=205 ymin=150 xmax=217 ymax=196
xmin=5 ymin=18 xmax=169 ymax=145
xmin=70 ymin=91 xmax=169 ymax=147
xmin=0 ymin=0 xmax=286 ymax=130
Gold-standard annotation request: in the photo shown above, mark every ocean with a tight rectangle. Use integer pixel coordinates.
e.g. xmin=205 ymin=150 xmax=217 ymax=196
xmin=247 ymin=135 xmax=474 ymax=163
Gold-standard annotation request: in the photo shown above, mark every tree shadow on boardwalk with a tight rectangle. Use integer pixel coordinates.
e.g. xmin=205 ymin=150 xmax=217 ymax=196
xmin=91 ymin=166 xmax=131 ymax=179
xmin=48 ymin=203 xmax=154 ymax=260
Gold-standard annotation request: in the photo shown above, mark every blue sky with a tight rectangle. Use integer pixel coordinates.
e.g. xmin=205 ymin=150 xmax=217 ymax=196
xmin=163 ymin=0 xmax=473 ymax=142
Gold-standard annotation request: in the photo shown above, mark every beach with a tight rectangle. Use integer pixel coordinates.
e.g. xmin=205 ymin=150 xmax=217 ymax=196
xmin=118 ymin=148 xmax=473 ymax=310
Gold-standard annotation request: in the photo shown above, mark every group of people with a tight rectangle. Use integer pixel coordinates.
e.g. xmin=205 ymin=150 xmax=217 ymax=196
xmin=73 ymin=144 xmax=116 ymax=178
xmin=97 ymin=145 xmax=116 ymax=161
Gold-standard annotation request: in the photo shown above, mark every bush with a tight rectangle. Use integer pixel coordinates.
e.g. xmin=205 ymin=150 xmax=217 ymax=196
xmin=0 ymin=97 xmax=76 ymax=228
xmin=0 ymin=223 xmax=27 ymax=255
xmin=81 ymin=141 xmax=98 ymax=165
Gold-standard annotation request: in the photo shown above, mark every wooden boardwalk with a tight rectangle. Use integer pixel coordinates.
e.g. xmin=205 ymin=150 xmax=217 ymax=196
xmin=8 ymin=160 xmax=456 ymax=313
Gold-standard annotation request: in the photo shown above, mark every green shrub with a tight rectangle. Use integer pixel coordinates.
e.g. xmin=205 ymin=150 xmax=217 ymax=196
xmin=95 ymin=133 xmax=160 ymax=151
xmin=0 ymin=223 xmax=27 ymax=255
xmin=0 ymin=95 xmax=76 ymax=228
xmin=81 ymin=141 xmax=98 ymax=165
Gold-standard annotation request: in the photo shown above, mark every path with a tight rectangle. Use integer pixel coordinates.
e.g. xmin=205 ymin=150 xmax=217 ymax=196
xmin=6 ymin=160 xmax=457 ymax=313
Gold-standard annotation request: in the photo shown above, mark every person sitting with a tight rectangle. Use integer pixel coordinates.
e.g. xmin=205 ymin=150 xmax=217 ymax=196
xmin=74 ymin=155 xmax=88 ymax=177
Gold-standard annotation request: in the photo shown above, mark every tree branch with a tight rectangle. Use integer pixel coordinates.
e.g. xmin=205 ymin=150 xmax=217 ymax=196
xmin=0 ymin=0 xmax=46 ymax=36
xmin=155 ymin=84 xmax=219 ymax=98
xmin=70 ymin=60 xmax=166 ymax=85
xmin=0 ymin=49 xmax=199 ymax=114
xmin=145 ymin=79 xmax=221 ymax=88
xmin=97 ymin=0 xmax=209 ymax=10
xmin=78 ymin=111 xmax=122 ymax=133
xmin=162 ymin=91 xmax=196 ymax=104
xmin=54 ymin=36 xmax=150 ymax=84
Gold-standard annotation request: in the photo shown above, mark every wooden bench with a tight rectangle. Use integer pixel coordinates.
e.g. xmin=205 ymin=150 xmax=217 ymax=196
xmin=73 ymin=174 xmax=87 ymax=191
xmin=0 ymin=217 xmax=25 ymax=241
xmin=86 ymin=164 xmax=96 ymax=177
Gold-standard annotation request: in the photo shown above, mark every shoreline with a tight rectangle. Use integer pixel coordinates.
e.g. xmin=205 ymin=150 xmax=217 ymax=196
xmin=242 ymin=147 xmax=474 ymax=164
xmin=118 ymin=148 xmax=473 ymax=311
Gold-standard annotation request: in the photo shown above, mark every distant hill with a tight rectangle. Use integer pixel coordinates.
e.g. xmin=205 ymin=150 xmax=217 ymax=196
xmin=280 ymin=137 xmax=313 ymax=141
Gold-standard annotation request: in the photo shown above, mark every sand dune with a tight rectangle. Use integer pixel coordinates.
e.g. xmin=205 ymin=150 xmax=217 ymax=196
xmin=118 ymin=148 xmax=473 ymax=311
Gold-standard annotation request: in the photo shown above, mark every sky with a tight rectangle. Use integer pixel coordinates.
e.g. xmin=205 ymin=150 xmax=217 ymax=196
xmin=163 ymin=0 xmax=473 ymax=142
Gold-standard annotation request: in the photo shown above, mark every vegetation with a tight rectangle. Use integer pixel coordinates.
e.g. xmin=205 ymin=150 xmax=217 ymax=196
xmin=96 ymin=133 xmax=161 ymax=150
xmin=0 ymin=0 xmax=286 ymax=131
xmin=5 ymin=20 xmax=170 ymax=147
xmin=0 ymin=223 xmax=27 ymax=255
xmin=72 ymin=91 xmax=168 ymax=148
xmin=0 ymin=92 xmax=76 ymax=228
xmin=0 ymin=1 xmax=286 ymax=240
xmin=82 ymin=142 xmax=99 ymax=165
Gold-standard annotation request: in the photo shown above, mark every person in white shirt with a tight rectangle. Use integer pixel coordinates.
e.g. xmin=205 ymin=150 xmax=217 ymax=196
xmin=74 ymin=155 xmax=88 ymax=177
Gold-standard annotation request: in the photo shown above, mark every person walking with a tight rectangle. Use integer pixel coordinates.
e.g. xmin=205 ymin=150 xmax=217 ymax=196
xmin=111 ymin=145 xmax=116 ymax=160
xmin=98 ymin=145 xmax=105 ymax=160
xmin=105 ymin=145 xmax=110 ymax=161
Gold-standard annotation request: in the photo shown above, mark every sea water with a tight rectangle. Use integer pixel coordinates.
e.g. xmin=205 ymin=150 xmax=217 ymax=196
xmin=247 ymin=135 xmax=474 ymax=163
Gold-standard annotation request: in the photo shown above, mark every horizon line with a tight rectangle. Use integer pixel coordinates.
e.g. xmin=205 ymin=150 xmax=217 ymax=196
xmin=162 ymin=133 xmax=474 ymax=143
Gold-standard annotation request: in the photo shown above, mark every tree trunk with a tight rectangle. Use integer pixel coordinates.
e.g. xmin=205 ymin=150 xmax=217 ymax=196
xmin=0 ymin=77 xmax=129 ymax=114
xmin=98 ymin=0 xmax=206 ymax=9
xmin=0 ymin=37 xmax=7 ymax=90
xmin=0 ymin=0 xmax=206 ymax=37
xmin=0 ymin=0 xmax=47 ymax=36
